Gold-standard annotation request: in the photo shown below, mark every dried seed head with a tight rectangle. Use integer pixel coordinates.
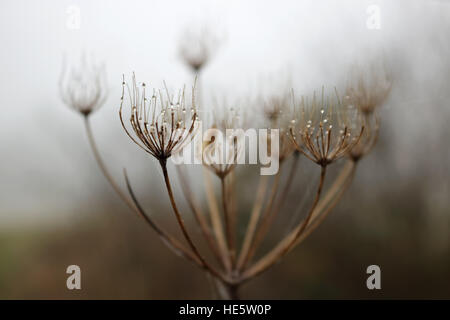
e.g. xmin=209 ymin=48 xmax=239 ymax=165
xmin=201 ymin=107 xmax=244 ymax=177
xmin=59 ymin=55 xmax=107 ymax=116
xmin=290 ymin=88 xmax=365 ymax=167
xmin=348 ymin=113 xmax=379 ymax=162
xmin=264 ymin=96 xmax=287 ymax=124
xmin=178 ymin=25 xmax=220 ymax=73
xmin=263 ymin=94 xmax=296 ymax=162
xmin=345 ymin=65 xmax=392 ymax=115
xmin=119 ymin=74 xmax=198 ymax=161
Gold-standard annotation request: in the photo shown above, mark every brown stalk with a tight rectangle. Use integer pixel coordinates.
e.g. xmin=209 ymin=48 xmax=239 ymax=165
xmin=159 ymin=159 xmax=229 ymax=283
xmin=296 ymin=160 xmax=357 ymax=245
xmin=241 ymin=165 xmax=327 ymax=281
xmin=239 ymin=170 xmax=282 ymax=270
xmin=84 ymin=116 xmax=138 ymax=212
xmin=204 ymin=169 xmax=231 ymax=271
xmin=272 ymin=152 xmax=300 ymax=215
xmin=175 ymin=165 xmax=227 ymax=269
xmin=228 ymin=170 xmax=238 ymax=253
xmin=123 ymin=169 xmax=199 ymax=264
xmin=248 ymin=152 xmax=301 ymax=261
xmin=237 ymin=175 xmax=269 ymax=270
xmin=220 ymin=175 xmax=236 ymax=268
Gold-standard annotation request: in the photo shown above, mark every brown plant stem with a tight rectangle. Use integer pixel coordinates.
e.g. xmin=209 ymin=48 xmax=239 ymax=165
xmin=241 ymin=165 xmax=327 ymax=281
xmin=296 ymin=161 xmax=357 ymax=245
xmin=84 ymin=116 xmax=201 ymax=265
xmin=247 ymin=153 xmax=300 ymax=263
xmin=204 ymin=169 xmax=231 ymax=272
xmin=159 ymin=159 xmax=228 ymax=283
xmin=221 ymin=176 xmax=236 ymax=268
xmin=123 ymin=170 xmax=199 ymax=264
xmin=239 ymin=170 xmax=281 ymax=270
xmin=237 ymin=175 xmax=269 ymax=269
xmin=272 ymin=153 xmax=300 ymax=215
xmin=84 ymin=116 xmax=137 ymax=211
xmin=228 ymin=170 xmax=238 ymax=253
xmin=176 ymin=166 xmax=227 ymax=269
xmin=214 ymin=279 xmax=240 ymax=300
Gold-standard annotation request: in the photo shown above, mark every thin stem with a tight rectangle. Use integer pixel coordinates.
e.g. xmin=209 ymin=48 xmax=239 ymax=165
xmin=176 ymin=166 xmax=227 ymax=269
xmin=221 ymin=176 xmax=236 ymax=268
xmin=272 ymin=153 xmax=300 ymax=215
xmin=241 ymin=165 xmax=327 ymax=281
xmin=248 ymin=154 xmax=300 ymax=262
xmin=296 ymin=161 xmax=357 ymax=245
xmin=204 ymin=169 xmax=231 ymax=272
xmin=83 ymin=116 xmax=136 ymax=211
xmin=159 ymin=159 xmax=228 ymax=283
xmin=240 ymin=171 xmax=281 ymax=270
xmin=237 ymin=175 xmax=269 ymax=270
xmin=123 ymin=170 xmax=199 ymax=264
xmin=228 ymin=170 xmax=238 ymax=254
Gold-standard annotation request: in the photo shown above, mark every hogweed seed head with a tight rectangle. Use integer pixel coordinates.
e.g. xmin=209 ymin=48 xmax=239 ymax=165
xmin=119 ymin=74 xmax=198 ymax=161
xmin=290 ymin=89 xmax=365 ymax=167
xmin=346 ymin=65 xmax=392 ymax=116
xmin=178 ymin=25 xmax=220 ymax=73
xmin=263 ymin=94 xmax=296 ymax=162
xmin=59 ymin=55 xmax=107 ymax=116
xmin=348 ymin=111 xmax=380 ymax=162
xmin=344 ymin=65 xmax=391 ymax=160
xmin=201 ymin=107 xmax=244 ymax=177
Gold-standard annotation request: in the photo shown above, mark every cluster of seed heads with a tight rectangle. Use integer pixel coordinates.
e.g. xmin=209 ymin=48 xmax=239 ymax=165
xmin=61 ymin=58 xmax=390 ymax=298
